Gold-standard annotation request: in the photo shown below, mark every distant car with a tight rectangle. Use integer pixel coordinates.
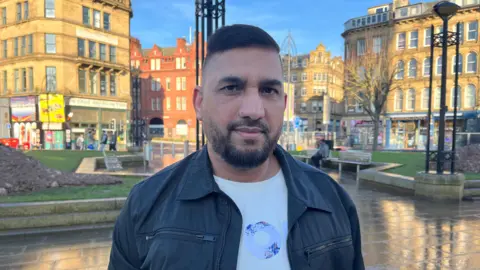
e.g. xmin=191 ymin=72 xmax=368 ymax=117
xmin=0 ymin=138 xmax=19 ymax=149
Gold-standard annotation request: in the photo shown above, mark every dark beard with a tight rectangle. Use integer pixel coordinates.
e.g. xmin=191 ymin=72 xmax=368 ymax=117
xmin=207 ymin=119 xmax=280 ymax=169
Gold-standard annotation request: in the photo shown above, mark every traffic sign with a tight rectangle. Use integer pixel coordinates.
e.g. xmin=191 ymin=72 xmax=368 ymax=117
xmin=294 ymin=117 xmax=302 ymax=129
xmin=5 ymin=123 xmax=11 ymax=129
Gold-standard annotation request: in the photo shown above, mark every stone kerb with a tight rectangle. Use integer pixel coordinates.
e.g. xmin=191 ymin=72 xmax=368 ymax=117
xmin=414 ymin=172 xmax=465 ymax=202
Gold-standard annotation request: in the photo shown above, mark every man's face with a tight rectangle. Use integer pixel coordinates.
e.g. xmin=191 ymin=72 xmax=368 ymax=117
xmin=194 ymin=48 xmax=286 ymax=169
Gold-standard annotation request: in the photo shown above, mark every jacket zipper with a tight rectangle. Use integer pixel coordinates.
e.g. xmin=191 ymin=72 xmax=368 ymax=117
xmin=305 ymin=236 xmax=352 ymax=260
xmin=145 ymin=230 xmax=217 ymax=242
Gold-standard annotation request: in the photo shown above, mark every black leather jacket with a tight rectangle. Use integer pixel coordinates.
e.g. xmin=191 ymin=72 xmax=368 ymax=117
xmin=109 ymin=145 xmax=364 ymax=270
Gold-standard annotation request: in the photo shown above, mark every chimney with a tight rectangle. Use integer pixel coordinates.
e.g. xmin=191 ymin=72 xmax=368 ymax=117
xmin=176 ymin=38 xmax=187 ymax=50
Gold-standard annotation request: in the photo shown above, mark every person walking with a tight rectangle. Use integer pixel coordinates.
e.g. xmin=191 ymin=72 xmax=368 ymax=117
xmin=99 ymin=131 xmax=108 ymax=152
xmin=76 ymin=134 xmax=84 ymax=150
xmin=109 ymin=131 xmax=117 ymax=151
xmin=108 ymin=24 xmax=364 ymax=270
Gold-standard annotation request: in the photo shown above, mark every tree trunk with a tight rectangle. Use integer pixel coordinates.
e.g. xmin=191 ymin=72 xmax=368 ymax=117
xmin=372 ymin=114 xmax=380 ymax=151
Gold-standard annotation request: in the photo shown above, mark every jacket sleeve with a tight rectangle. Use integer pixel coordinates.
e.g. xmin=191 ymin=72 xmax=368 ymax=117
xmin=108 ymin=187 xmax=142 ymax=270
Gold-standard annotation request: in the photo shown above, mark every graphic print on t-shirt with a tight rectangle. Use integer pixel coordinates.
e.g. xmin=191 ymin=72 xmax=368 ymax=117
xmin=244 ymin=221 xmax=281 ymax=259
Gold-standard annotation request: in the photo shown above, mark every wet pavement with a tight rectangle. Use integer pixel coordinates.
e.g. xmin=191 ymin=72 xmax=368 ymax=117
xmin=1 ymin=170 xmax=480 ymax=269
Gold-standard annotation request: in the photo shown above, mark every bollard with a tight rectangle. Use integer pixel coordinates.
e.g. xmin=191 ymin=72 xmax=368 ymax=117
xmin=160 ymin=142 xmax=164 ymax=156
xmin=184 ymin=140 xmax=189 ymax=157
xmin=172 ymin=142 xmax=175 ymax=157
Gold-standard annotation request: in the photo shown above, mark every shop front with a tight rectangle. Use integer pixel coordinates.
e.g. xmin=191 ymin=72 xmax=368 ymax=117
xmin=67 ymin=97 xmax=128 ymax=150
xmin=10 ymin=96 xmax=40 ymax=149
xmin=342 ymin=116 xmax=383 ymax=148
xmin=39 ymin=94 xmax=66 ymax=150
xmin=0 ymin=98 xmax=10 ymax=139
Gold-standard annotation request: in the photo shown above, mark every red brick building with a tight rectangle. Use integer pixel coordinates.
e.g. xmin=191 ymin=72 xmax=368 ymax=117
xmin=130 ymin=36 xmax=202 ymax=140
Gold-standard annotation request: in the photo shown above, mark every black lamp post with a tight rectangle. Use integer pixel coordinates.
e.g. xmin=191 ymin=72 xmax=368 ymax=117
xmin=425 ymin=1 xmax=461 ymax=174
xmin=131 ymin=68 xmax=142 ymax=147
xmin=195 ymin=0 xmax=226 ymax=151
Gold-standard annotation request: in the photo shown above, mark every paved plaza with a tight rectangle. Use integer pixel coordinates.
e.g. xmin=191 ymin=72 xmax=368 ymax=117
xmin=0 ymin=170 xmax=480 ymax=270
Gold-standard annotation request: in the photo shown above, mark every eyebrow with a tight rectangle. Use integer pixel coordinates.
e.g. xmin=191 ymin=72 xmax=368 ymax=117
xmin=259 ymin=79 xmax=283 ymax=88
xmin=217 ymin=76 xmax=282 ymax=88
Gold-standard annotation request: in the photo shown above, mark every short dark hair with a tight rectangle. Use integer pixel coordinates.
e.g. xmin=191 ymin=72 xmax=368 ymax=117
xmin=203 ymin=24 xmax=280 ymax=68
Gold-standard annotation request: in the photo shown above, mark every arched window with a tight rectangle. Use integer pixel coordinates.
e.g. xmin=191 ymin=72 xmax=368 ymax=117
xmin=407 ymin=88 xmax=415 ymax=110
xmin=452 ymin=54 xmax=463 ymax=74
xmin=408 ymin=59 xmax=417 ymax=78
xmin=436 ymin=56 xmax=442 ymax=76
xmin=395 ymin=90 xmax=404 ymax=111
xmin=423 ymin=57 xmax=431 ymax=76
xmin=422 ymin=88 xmax=430 ymax=109
xmin=396 ymin=61 xmax=404 ymax=79
xmin=467 ymin=52 xmax=477 ymax=73
xmin=434 ymin=87 xmax=441 ymax=109
xmin=450 ymin=86 xmax=461 ymax=109
xmin=465 ymin=84 xmax=476 ymax=108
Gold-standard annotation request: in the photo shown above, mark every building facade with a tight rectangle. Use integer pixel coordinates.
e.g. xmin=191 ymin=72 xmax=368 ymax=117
xmin=282 ymin=43 xmax=344 ymax=133
xmin=130 ymin=36 xmax=201 ymax=141
xmin=343 ymin=0 xmax=480 ymax=149
xmin=0 ymin=0 xmax=132 ymax=149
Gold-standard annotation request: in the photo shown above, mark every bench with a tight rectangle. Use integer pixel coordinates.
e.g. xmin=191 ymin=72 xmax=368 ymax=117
xmin=293 ymin=149 xmax=331 ymax=166
xmin=328 ymin=151 xmax=372 ymax=181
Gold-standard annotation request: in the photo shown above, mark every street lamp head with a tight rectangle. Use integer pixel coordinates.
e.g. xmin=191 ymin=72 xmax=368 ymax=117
xmin=433 ymin=1 xmax=460 ymax=20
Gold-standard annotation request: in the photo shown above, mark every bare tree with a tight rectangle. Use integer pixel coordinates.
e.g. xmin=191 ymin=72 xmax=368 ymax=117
xmin=344 ymin=33 xmax=399 ymax=151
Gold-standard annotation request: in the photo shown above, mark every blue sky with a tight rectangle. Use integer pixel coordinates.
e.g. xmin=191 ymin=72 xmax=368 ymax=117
xmin=131 ymin=0 xmax=422 ymax=58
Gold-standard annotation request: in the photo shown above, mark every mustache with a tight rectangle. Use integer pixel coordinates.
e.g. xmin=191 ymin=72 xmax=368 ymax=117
xmin=227 ymin=119 xmax=269 ymax=133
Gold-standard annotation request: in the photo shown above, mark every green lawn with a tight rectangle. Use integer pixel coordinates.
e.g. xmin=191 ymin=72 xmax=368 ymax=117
xmin=0 ymin=150 xmax=145 ymax=203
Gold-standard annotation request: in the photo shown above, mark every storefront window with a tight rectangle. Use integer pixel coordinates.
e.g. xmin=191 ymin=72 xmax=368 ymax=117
xmin=100 ymin=73 xmax=106 ymax=96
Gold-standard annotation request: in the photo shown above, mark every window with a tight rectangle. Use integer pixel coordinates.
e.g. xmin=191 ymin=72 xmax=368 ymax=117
xmin=434 ymin=87 xmax=440 ymax=109
xmin=109 ymin=46 xmax=116 ymax=63
xmin=452 ymin=54 xmax=463 ymax=74
xmin=182 ymin=57 xmax=186 ymax=69
xmin=28 ymin=67 xmax=33 ymax=92
xmin=14 ymin=38 xmax=18 ymax=56
xmin=182 ymin=77 xmax=186 ymax=90
xmin=99 ymin=44 xmax=106 ymax=61
xmin=373 ymin=37 xmax=382 ymax=53
xmin=396 ymin=61 xmax=404 ymax=79
xmin=24 ymin=2 xmax=28 ymax=20
xmin=311 ymin=101 xmax=318 ymax=112
xmin=151 ymin=99 xmax=155 ymax=111
xmin=436 ymin=56 xmax=442 ymax=75
xmin=357 ymin=39 xmax=365 ymax=56
xmin=465 ymin=84 xmax=476 ymax=108
xmin=45 ymin=0 xmax=55 ymax=18
xmin=409 ymin=31 xmax=418 ymax=48
xmin=21 ymin=36 xmax=26 ymax=56
xmin=78 ymin=69 xmax=86 ymax=93
xmin=176 ymin=97 xmax=181 ymax=110
xmin=166 ymin=97 xmax=171 ymax=110
xmin=2 ymin=71 xmax=7 ymax=95
xmin=166 ymin=77 xmax=171 ymax=90
xmin=155 ymin=58 xmax=160 ymax=70
xmin=407 ymin=89 xmax=415 ymax=110
xmin=422 ymin=88 xmax=429 ymax=109
xmin=89 ymin=71 xmax=97 ymax=94
xmin=302 ymin=59 xmax=307 ymax=67
xmin=176 ymin=58 xmax=181 ymax=69
xmin=100 ymin=73 xmax=106 ymax=96
xmin=423 ymin=57 xmax=431 ymax=76
xmin=93 ymin=10 xmax=100 ymax=28
xmin=21 ymin=68 xmax=26 ymax=92
xmin=182 ymin=97 xmax=187 ymax=111
xmin=451 ymin=86 xmax=461 ymax=108
xmin=395 ymin=90 xmax=403 ymax=111
xmin=89 ymin=41 xmax=96 ymax=58
xmin=2 ymin=40 xmax=6 ymax=58
xmin=16 ymin=3 xmax=21 ymax=21
xmin=156 ymin=98 xmax=161 ymax=111
xmin=45 ymin=34 xmax=56 ymax=54
xmin=1 ymin=7 xmax=6 ymax=25
xmin=301 ymin=87 xmax=306 ymax=96
xmin=301 ymin=102 xmax=307 ymax=112
xmin=78 ymin=38 xmax=85 ymax=57
xmin=14 ymin=69 xmax=19 ymax=92
xmin=292 ymin=73 xmax=297 ymax=82
xmin=46 ymin=66 xmax=56 ymax=92
xmin=104 ymin=13 xmax=110 ymax=31
xmin=150 ymin=59 xmax=155 ymax=70
xmin=397 ymin=33 xmax=406 ymax=50
xmin=301 ymin=72 xmax=307 ymax=81
xmin=82 ymin=7 xmax=90 ymax=25
xmin=467 ymin=52 xmax=477 ymax=73
xmin=28 ymin=34 xmax=32 ymax=54
xmin=424 ymin=28 xmax=432 ymax=47
xmin=468 ymin=21 xmax=478 ymax=41
xmin=176 ymin=77 xmax=181 ymax=90
xmin=408 ymin=59 xmax=417 ymax=78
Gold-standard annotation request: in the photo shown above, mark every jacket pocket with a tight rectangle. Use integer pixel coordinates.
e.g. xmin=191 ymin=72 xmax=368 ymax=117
xmin=304 ymin=235 xmax=354 ymax=268
xmin=137 ymin=228 xmax=218 ymax=270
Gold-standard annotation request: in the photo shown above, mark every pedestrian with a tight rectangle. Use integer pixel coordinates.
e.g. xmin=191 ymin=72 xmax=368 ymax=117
xmin=99 ymin=131 xmax=107 ymax=152
xmin=108 ymin=24 xmax=364 ymax=270
xmin=311 ymin=138 xmax=330 ymax=168
xmin=76 ymin=134 xmax=84 ymax=150
xmin=109 ymin=131 xmax=117 ymax=151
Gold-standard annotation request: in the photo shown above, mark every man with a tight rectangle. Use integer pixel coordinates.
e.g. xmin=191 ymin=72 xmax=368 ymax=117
xmin=76 ymin=134 xmax=84 ymax=150
xmin=311 ymin=138 xmax=330 ymax=168
xmin=109 ymin=24 xmax=364 ymax=270
xmin=99 ymin=131 xmax=108 ymax=152
xmin=109 ymin=131 xmax=117 ymax=151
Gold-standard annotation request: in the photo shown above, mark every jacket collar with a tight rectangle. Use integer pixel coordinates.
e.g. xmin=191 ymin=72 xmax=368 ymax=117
xmin=176 ymin=144 xmax=333 ymax=213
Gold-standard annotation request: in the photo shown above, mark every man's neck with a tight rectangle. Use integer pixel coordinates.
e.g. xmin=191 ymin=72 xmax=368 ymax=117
xmin=207 ymin=145 xmax=281 ymax=183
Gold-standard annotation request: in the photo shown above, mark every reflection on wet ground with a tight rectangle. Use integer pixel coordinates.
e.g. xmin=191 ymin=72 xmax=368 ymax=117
xmin=1 ymin=168 xmax=480 ymax=269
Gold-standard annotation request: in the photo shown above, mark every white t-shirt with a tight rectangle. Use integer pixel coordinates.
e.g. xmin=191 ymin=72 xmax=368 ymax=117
xmin=214 ymin=170 xmax=291 ymax=270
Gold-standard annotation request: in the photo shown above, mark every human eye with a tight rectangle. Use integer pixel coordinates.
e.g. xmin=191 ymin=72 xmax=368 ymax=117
xmin=260 ymin=87 xmax=279 ymax=95
xmin=220 ymin=85 xmax=240 ymax=92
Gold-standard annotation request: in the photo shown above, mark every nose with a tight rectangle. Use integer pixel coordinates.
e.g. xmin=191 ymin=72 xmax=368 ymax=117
xmin=238 ymin=87 xmax=265 ymax=120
